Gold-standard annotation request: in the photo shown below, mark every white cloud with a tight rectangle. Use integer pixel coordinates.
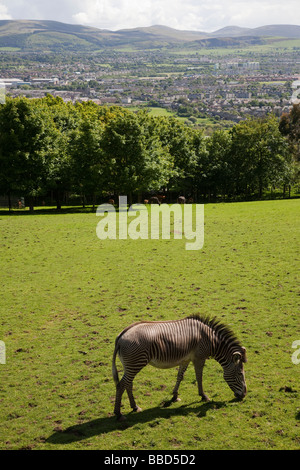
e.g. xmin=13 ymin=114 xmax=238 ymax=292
xmin=73 ymin=0 xmax=125 ymax=29
xmin=71 ymin=0 xmax=215 ymax=31
xmin=0 ymin=2 xmax=12 ymax=20
xmin=71 ymin=0 xmax=300 ymax=31
xmin=0 ymin=0 xmax=300 ymax=31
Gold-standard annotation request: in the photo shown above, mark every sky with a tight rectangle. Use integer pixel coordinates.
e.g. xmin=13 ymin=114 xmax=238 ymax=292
xmin=0 ymin=0 xmax=299 ymax=32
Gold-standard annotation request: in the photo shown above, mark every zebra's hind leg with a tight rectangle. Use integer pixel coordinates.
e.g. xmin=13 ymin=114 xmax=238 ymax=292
xmin=114 ymin=377 xmax=141 ymax=420
xmin=171 ymin=362 xmax=190 ymax=403
xmin=114 ymin=376 xmax=127 ymax=421
xmin=114 ymin=360 xmax=148 ymax=420
xmin=126 ymin=382 xmax=142 ymax=413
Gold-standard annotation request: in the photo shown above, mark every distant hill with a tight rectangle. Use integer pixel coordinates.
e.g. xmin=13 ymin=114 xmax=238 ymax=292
xmin=213 ymin=24 xmax=300 ymax=38
xmin=212 ymin=26 xmax=253 ymax=37
xmin=187 ymin=36 xmax=267 ymax=49
xmin=0 ymin=20 xmax=208 ymax=51
xmin=0 ymin=20 xmax=300 ymax=51
xmin=117 ymin=25 xmax=208 ymax=42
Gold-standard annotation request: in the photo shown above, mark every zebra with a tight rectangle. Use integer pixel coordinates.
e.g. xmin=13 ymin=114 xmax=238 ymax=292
xmin=112 ymin=315 xmax=247 ymax=420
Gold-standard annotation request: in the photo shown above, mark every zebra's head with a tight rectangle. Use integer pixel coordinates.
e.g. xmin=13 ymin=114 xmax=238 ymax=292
xmin=223 ymin=346 xmax=247 ymax=400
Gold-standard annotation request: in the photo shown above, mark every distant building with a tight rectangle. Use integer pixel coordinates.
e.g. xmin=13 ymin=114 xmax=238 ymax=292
xmin=31 ymin=78 xmax=59 ymax=86
xmin=121 ymin=97 xmax=132 ymax=104
xmin=243 ymin=62 xmax=260 ymax=70
xmin=291 ymin=80 xmax=300 ymax=104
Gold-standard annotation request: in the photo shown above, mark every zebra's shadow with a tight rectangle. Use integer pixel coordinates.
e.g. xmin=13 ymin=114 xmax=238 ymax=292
xmin=46 ymin=400 xmax=227 ymax=445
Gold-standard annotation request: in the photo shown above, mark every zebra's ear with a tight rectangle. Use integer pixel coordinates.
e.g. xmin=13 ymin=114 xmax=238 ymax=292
xmin=241 ymin=346 xmax=247 ymax=363
xmin=233 ymin=352 xmax=242 ymax=364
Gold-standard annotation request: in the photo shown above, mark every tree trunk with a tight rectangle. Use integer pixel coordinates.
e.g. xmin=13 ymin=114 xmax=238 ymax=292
xmin=55 ymin=190 xmax=62 ymax=210
xmin=7 ymin=191 xmax=12 ymax=212
xmin=28 ymin=195 xmax=34 ymax=212
xmin=259 ymin=179 xmax=263 ymax=199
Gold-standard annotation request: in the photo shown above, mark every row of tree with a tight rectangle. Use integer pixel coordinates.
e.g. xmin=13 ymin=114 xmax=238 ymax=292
xmin=0 ymin=96 xmax=299 ymax=211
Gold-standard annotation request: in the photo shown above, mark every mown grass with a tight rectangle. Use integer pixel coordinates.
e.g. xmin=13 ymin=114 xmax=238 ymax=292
xmin=0 ymin=199 xmax=299 ymax=450
xmin=129 ymin=106 xmax=223 ymax=131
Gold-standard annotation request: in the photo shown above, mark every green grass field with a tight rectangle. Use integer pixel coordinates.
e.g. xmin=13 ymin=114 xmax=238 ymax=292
xmin=129 ymin=107 xmax=223 ymax=132
xmin=0 ymin=199 xmax=299 ymax=450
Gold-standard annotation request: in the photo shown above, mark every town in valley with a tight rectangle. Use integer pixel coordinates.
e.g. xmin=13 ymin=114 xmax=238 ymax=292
xmin=1 ymin=32 xmax=299 ymax=134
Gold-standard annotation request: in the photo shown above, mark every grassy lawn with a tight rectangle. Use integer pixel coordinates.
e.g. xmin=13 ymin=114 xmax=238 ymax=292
xmin=0 ymin=199 xmax=299 ymax=450
xmin=130 ymin=107 xmax=225 ymax=132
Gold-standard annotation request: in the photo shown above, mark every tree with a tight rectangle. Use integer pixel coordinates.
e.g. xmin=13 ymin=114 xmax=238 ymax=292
xmin=229 ymin=115 xmax=291 ymax=198
xmin=42 ymin=96 xmax=81 ymax=210
xmin=69 ymin=115 xmax=104 ymax=208
xmin=204 ymin=130 xmax=232 ymax=200
xmin=100 ymin=110 xmax=171 ymax=203
xmin=279 ymin=103 xmax=300 ymax=188
xmin=0 ymin=97 xmax=56 ymax=211
xmin=153 ymin=117 xmax=198 ymax=195
xmin=279 ymin=103 xmax=300 ymax=154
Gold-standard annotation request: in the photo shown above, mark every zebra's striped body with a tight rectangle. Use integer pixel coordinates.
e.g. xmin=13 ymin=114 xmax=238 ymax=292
xmin=112 ymin=315 xmax=247 ymax=420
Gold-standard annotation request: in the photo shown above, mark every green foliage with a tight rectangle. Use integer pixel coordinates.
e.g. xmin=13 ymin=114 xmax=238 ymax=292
xmin=100 ymin=110 xmax=171 ymax=196
xmin=152 ymin=116 xmax=201 ymax=191
xmin=279 ymin=104 xmax=300 ymax=183
xmin=279 ymin=103 xmax=300 ymax=145
xmin=198 ymin=130 xmax=232 ymax=197
xmin=69 ymin=114 xmax=104 ymax=206
xmin=0 ymin=97 xmax=58 ymax=210
xmin=0 ymin=97 xmax=297 ymax=210
xmin=229 ymin=115 xmax=291 ymax=197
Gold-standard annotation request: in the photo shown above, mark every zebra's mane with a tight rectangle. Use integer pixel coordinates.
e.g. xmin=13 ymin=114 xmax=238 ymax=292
xmin=187 ymin=314 xmax=242 ymax=347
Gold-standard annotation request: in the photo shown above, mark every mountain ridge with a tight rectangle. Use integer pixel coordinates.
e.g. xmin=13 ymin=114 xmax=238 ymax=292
xmin=213 ymin=24 xmax=300 ymax=38
xmin=0 ymin=20 xmax=300 ymax=51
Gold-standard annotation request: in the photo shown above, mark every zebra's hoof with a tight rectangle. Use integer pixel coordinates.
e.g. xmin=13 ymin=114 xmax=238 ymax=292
xmin=201 ymin=394 xmax=210 ymax=402
xmin=171 ymin=395 xmax=181 ymax=403
xmin=117 ymin=414 xmax=126 ymax=422
xmin=133 ymin=406 xmax=142 ymax=413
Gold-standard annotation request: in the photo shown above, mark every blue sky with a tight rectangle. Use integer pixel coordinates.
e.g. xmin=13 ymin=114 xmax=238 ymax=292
xmin=0 ymin=0 xmax=299 ymax=31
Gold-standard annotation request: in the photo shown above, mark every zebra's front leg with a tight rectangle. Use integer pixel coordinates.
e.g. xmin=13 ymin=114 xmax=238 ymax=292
xmin=171 ymin=362 xmax=190 ymax=402
xmin=193 ymin=358 xmax=210 ymax=402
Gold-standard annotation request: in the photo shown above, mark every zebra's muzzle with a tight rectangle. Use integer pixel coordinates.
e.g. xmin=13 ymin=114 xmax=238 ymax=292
xmin=234 ymin=386 xmax=247 ymax=400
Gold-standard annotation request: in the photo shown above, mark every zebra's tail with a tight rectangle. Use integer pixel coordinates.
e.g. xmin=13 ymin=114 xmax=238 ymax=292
xmin=112 ymin=339 xmax=120 ymax=385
